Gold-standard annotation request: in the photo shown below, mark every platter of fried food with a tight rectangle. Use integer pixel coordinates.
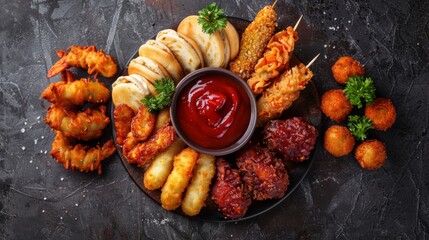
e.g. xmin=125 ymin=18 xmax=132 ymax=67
xmin=111 ymin=3 xmax=321 ymax=221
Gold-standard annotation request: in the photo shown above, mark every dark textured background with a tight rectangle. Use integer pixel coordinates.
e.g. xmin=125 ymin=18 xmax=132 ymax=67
xmin=1 ymin=0 xmax=428 ymax=239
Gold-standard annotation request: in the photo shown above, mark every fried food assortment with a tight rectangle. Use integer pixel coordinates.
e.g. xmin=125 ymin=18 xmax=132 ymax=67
xmin=257 ymin=63 xmax=314 ymax=125
xmin=264 ymin=118 xmax=318 ymax=162
xmin=48 ymin=46 xmax=118 ymax=78
xmin=321 ymin=89 xmax=352 ymax=122
xmin=182 ymin=153 xmax=216 ymax=216
xmin=247 ymin=27 xmax=299 ymax=94
xmin=229 ymin=5 xmax=277 ymax=80
xmin=113 ymin=104 xmax=135 ymax=146
xmin=365 ymin=98 xmax=396 ymax=131
xmin=51 ymin=131 xmax=115 ymax=174
xmin=161 ymin=147 xmax=198 ymax=210
xmin=355 ymin=140 xmax=386 ymax=170
xmin=45 ymin=105 xmax=110 ymax=141
xmin=324 ymin=125 xmax=355 ymax=157
xmin=236 ymin=145 xmax=289 ymax=200
xmin=211 ymin=159 xmax=251 ymax=219
xmin=331 ymin=56 xmax=364 ymax=84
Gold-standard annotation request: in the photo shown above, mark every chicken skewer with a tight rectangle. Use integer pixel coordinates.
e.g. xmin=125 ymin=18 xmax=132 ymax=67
xmin=247 ymin=16 xmax=303 ymax=94
xmin=257 ymin=54 xmax=319 ymax=125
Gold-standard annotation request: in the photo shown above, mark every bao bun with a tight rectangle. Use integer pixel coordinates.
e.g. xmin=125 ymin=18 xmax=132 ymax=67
xmin=128 ymin=56 xmax=170 ymax=84
xmin=138 ymin=40 xmax=184 ymax=84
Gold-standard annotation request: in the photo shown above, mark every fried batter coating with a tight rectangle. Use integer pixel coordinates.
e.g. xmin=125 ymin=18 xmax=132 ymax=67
xmin=365 ymin=98 xmax=396 ymax=131
xmin=45 ymin=105 xmax=110 ymax=141
xmin=161 ymin=147 xmax=198 ymax=210
xmin=324 ymin=125 xmax=355 ymax=157
xmin=247 ymin=27 xmax=299 ymax=94
xmin=113 ymin=104 xmax=135 ymax=146
xmin=125 ymin=125 xmax=176 ymax=167
xmin=131 ymin=106 xmax=156 ymax=141
xmin=355 ymin=139 xmax=386 ymax=170
xmin=321 ymin=89 xmax=353 ymax=122
xmin=48 ymin=45 xmax=118 ymax=78
xmin=236 ymin=145 xmax=289 ymax=200
xmin=257 ymin=63 xmax=313 ymax=125
xmin=229 ymin=5 xmax=277 ymax=80
xmin=182 ymin=153 xmax=216 ymax=216
xmin=50 ymin=131 xmax=115 ymax=174
xmin=154 ymin=107 xmax=171 ymax=131
xmin=211 ymin=158 xmax=251 ymax=219
xmin=331 ymin=56 xmax=364 ymax=84
xmin=144 ymin=138 xmax=185 ymax=190
xmin=41 ymin=78 xmax=110 ymax=107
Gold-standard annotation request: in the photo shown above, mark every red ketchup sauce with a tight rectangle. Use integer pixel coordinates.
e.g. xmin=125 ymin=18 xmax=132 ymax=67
xmin=176 ymin=73 xmax=251 ymax=149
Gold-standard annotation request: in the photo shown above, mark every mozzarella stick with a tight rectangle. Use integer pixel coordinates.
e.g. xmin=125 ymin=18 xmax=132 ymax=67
xmin=143 ymin=138 xmax=185 ymax=190
xmin=161 ymin=147 xmax=198 ymax=210
xmin=181 ymin=153 xmax=216 ymax=216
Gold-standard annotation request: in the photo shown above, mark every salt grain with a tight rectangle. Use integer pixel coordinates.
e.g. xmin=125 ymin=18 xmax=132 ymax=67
xmin=60 ymin=217 xmax=63 ymax=220
xmin=43 ymin=197 xmax=47 ymax=200
xmin=21 ymin=146 xmax=25 ymax=151
xmin=29 ymin=160 xmax=33 ymax=164
xmin=21 ymin=128 xmax=25 ymax=133
xmin=42 ymin=210 xmax=45 ymax=213
xmin=41 ymin=136 xmax=44 ymax=139
xmin=75 ymin=203 xmax=79 ymax=207
xmin=61 ymin=177 xmax=64 ymax=181
xmin=36 ymin=116 xmax=41 ymax=120
xmin=44 ymin=150 xmax=47 ymax=154
xmin=24 ymin=122 xmax=27 ymax=126
xmin=34 ymin=139 xmax=38 ymax=145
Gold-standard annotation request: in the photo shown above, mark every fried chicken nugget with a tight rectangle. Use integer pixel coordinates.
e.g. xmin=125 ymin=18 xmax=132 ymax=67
xmin=365 ymin=98 xmax=396 ymax=131
xmin=161 ymin=147 xmax=198 ymax=210
xmin=355 ymin=139 xmax=386 ymax=170
xmin=331 ymin=56 xmax=364 ymax=84
xmin=131 ymin=106 xmax=156 ymax=141
xmin=324 ymin=125 xmax=355 ymax=157
xmin=182 ymin=153 xmax=216 ymax=216
xmin=321 ymin=89 xmax=353 ymax=122
xmin=113 ymin=104 xmax=135 ymax=146
xmin=154 ymin=107 xmax=171 ymax=131
xmin=143 ymin=138 xmax=185 ymax=190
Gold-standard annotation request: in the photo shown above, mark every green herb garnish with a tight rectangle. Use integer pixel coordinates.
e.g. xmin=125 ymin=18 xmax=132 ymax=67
xmin=343 ymin=76 xmax=376 ymax=108
xmin=348 ymin=115 xmax=374 ymax=141
xmin=198 ymin=3 xmax=228 ymax=35
xmin=141 ymin=78 xmax=175 ymax=113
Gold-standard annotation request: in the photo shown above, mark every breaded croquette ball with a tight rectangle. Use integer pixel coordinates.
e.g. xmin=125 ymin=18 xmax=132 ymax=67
xmin=365 ymin=98 xmax=396 ymax=131
xmin=355 ymin=140 xmax=386 ymax=170
xmin=331 ymin=56 xmax=365 ymax=84
xmin=321 ymin=89 xmax=353 ymax=122
xmin=324 ymin=125 xmax=355 ymax=157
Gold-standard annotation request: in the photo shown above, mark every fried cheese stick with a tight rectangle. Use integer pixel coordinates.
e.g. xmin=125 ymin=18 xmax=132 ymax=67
xmin=161 ymin=147 xmax=198 ymax=210
xmin=143 ymin=138 xmax=185 ymax=190
xmin=181 ymin=153 xmax=216 ymax=216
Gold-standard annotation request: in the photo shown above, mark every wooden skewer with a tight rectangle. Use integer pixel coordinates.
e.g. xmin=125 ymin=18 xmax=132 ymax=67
xmin=306 ymin=54 xmax=320 ymax=68
xmin=293 ymin=15 xmax=303 ymax=31
xmin=272 ymin=0 xmax=279 ymax=8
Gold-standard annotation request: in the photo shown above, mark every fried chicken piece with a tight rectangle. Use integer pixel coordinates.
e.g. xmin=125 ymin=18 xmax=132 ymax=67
xmin=263 ymin=118 xmax=318 ymax=162
xmin=324 ymin=125 xmax=355 ymax=157
xmin=257 ymin=63 xmax=313 ymax=125
xmin=125 ymin=125 xmax=176 ymax=167
xmin=247 ymin=27 xmax=299 ymax=94
xmin=211 ymin=159 xmax=251 ymax=219
xmin=131 ymin=106 xmax=156 ymax=141
xmin=48 ymin=45 xmax=118 ymax=78
xmin=321 ymin=89 xmax=353 ymax=122
xmin=355 ymin=139 xmax=386 ymax=170
xmin=41 ymin=78 xmax=110 ymax=107
xmin=229 ymin=5 xmax=277 ymax=80
xmin=50 ymin=131 xmax=115 ymax=174
xmin=365 ymin=98 xmax=396 ymax=131
xmin=331 ymin=56 xmax=364 ymax=84
xmin=236 ymin=145 xmax=289 ymax=200
xmin=45 ymin=105 xmax=110 ymax=141
xmin=113 ymin=104 xmax=135 ymax=146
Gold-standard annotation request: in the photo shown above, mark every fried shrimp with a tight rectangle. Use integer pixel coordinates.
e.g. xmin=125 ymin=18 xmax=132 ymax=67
xmin=41 ymin=78 xmax=110 ymax=107
xmin=247 ymin=27 xmax=299 ymax=94
xmin=50 ymin=131 xmax=116 ymax=174
xmin=131 ymin=106 xmax=156 ymax=141
xmin=257 ymin=63 xmax=313 ymax=125
xmin=113 ymin=104 xmax=135 ymax=146
xmin=48 ymin=45 xmax=118 ymax=78
xmin=229 ymin=5 xmax=277 ymax=80
xmin=161 ymin=147 xmax=198 ymax=210
xmin=45 ymin=105 xmax=110 ymax=141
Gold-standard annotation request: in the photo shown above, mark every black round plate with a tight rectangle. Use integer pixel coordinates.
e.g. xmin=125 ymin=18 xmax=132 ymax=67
xmin=111 ymin=17 xmax=321 ymax=222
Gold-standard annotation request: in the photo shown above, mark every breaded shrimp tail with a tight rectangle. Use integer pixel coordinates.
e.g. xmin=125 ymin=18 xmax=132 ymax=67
xmin=50 ymin=131 xmax=116 ymax=174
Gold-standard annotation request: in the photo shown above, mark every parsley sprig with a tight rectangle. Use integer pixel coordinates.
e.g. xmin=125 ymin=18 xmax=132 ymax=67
xmin=343 ymin=76 xmax=376 ymax=109
xmin=198 ymin=3 xmax=228 ymax=35
xmin=141 ymin=78 xmax=175 ymax=113
xmin=348 ymin=115 xmax=374 ymax=141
